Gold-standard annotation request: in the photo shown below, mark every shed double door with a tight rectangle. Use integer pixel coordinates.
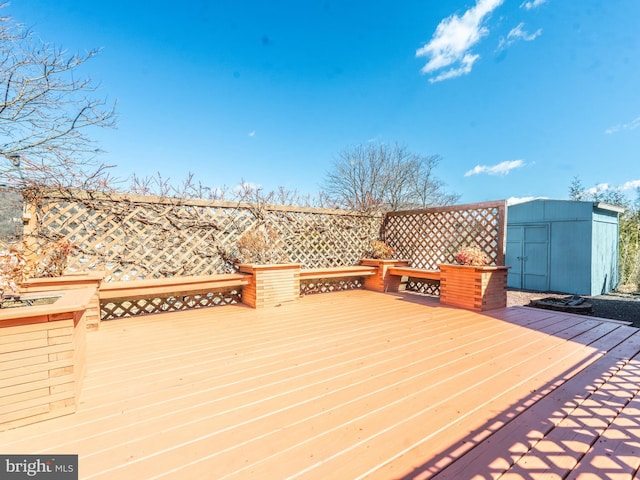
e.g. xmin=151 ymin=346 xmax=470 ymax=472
xmin=506 ymin=224 xmax=550 ymax=291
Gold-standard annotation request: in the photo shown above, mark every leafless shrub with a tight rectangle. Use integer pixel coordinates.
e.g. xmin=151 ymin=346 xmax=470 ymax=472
xmin=0 ymin=239 xmax=76 ymax=296
xmin=236 ymin=225 xmax=288 ymax=264
xmin=366 ymin=241 xmax=395 ymax=260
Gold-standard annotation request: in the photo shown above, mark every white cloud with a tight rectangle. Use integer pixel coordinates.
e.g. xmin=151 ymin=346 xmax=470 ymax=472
xmin=465 ymin=159 xmax=525 ymax=177
xmin=416 ymin=0 xmax=504 ymax=82
xmin=248 ymin=130 xmax=256 ymax=137
xmin=498 ymin=22 xmax=542 ymax=50
xmin=521 ymin=0 xmax=547 ymax=10
xmin=586 ymin=183 xmax=610 ymax=196
xmin=620 ymin=179 xmax=640 ymax=191
xmin=586 ymin=180 xmax=640 ymax=196
xmin=429 ymin=54 xmax=479 ymax=83
xmin=605 ymin=115 xmax=640 ymax=134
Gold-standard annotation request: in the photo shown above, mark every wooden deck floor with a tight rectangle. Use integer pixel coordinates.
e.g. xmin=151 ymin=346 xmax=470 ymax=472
xmin=2 ymin=289 xmax=640 ymax=479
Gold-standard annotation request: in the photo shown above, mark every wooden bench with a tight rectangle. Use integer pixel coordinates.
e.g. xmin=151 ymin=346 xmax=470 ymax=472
xmin=384 ymin=266 xmax=441 ymax=294
xmin=299 ymin=266 xmax=377 ymax=280
xmin=299 ymin=266 xmax=378 ymax=295
xmin=99 ymin=273 xmax=252 ymax=301
xmin=386 ymin=266 xmax=441 ymax=282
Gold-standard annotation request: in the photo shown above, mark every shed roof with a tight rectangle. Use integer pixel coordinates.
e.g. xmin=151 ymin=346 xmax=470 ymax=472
xmin=508 ymin=199 xmax=624 ymax=217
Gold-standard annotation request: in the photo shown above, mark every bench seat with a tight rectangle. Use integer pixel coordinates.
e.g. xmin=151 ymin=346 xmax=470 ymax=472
xmin=300 ymin=266 xmax=377 ymax=279
xmin=99 ymin=273 xmax=251 ymax=301
xmin=386 ymin=266 xmax=441 ymax=281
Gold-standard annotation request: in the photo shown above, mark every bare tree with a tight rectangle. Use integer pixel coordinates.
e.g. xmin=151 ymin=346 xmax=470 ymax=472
xmin=0 ymin=6 xmax=117 ymax=187
xmin=410 ymin=154 xmax=460 ymax=207
xmin=323 ymin=142 xmax=459 ymax=212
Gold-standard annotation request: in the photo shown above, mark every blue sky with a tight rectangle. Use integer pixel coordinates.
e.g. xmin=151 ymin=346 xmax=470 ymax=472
xmin=7 ymin=0 xmax=640 ymax=204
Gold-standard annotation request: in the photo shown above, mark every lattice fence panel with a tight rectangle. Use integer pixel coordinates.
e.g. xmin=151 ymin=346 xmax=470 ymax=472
xmin=405 ymin=279 xmax=440 ymax=296
xmin=100 ymin=288 xmax=242 ymax=320
xmin=382 ymin=201 xmax=507 ymax=269
xmin=24 ymin=190 xmax=383 ymax=282
xmin=300 ymin=277 xmax=365 ymax=295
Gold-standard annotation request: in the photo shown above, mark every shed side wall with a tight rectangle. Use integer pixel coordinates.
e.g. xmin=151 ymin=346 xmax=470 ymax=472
xmin=591 ymin=209 xmax=620 ymax=295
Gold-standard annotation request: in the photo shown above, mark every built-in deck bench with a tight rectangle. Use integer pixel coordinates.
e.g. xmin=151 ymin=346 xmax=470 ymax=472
xmin=99 ymin=273 xmax=252 ymax=320
xmin=299 ymin=265 xmax=377 ymax=295
xmin=99 ymin=273 xmax=251 ymax=301
xmin=386 ymin=263 xmax=509 ymax=311
xmin=386 ymin=266 xmax=441 ymax=282
xmin=385 ymin=266 xmax=441 ymax=295
xmin=98 ymin=266 xmax=379 ymax=318
xmin=299 ymin=265 xmax=377 ymax=280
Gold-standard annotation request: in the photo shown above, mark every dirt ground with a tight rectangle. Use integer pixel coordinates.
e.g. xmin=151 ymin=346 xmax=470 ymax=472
xmin=507 ymin=289 xmax=640 ymax=328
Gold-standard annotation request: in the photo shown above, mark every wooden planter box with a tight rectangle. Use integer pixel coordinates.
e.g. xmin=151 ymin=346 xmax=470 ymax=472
xmin=21 ymin=272 xmax=104 ymax=331
xmin=237 ymin=263 xmax=301 ymax=308
xmin=0 ymin=287 xmax=94 ymax=431
xmin=360 ymin=259 xmax=410 ymax=292
xmin=439 ymin=264 xmax=509 ymax=311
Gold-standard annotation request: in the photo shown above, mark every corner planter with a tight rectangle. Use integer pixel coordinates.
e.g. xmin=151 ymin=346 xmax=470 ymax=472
xmin=438 ymin=264 xmax=509 ymax=311
xmin=360 ymin=259 xmax=410 ymax=293
xmin=21 ymin=271 xmax=104 ymax=331
xmin=0 ymin=286 xmax=94 ymax=431
xmin=237 ymin=263 xmax=301 ymax=308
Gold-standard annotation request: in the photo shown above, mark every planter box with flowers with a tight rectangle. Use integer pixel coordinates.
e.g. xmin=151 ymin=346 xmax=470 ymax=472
xmin=439 ymin=246 xmax=509 ymax=311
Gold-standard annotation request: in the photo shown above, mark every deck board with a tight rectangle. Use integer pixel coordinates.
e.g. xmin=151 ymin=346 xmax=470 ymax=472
xmin=1 ymin=289 xmax=639 ymax=479
xmin=427 ymin=326 xmax=640 ymax=480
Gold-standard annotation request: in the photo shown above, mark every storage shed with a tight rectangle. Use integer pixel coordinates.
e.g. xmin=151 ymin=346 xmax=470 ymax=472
xmin=506 ymin=199 xmax=623 ymax=296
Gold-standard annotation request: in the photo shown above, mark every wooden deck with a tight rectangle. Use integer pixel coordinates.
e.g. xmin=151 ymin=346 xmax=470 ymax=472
xmin=1 ymin=289 xmax=639 ymax=479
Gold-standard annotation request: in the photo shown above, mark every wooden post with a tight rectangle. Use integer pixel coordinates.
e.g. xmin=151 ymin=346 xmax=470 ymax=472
xmin=360 ymin=259 xmax=411 ymax=293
